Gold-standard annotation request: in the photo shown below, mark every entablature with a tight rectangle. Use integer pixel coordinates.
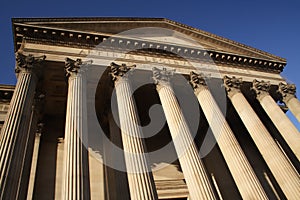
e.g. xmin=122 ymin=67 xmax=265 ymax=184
xmin=21 ymin=42 xmax=285 ymax=86
xmin=14 ymin=24 xmax=286 ymax=74
xmin=0 ymin=85 xmax=14 ymax=102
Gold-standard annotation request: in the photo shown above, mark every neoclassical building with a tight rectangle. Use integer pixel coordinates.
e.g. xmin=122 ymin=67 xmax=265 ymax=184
xmin=0 ymin=17 xmax=299 ymax=200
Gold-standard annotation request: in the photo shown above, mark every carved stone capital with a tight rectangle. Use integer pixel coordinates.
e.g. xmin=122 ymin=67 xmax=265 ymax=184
xmin=252 ymin=79 xmax=271 ymax=101
xmin=152 ymin=67 xmax=175 ymax=90
xmin=189 ymin=71 xmax=208 ymax=94
xmin=15 ymin=52 xmax=46 ymax=77
xmin=32 ymin=92 xmax=46 ymax=119
xmin=109 ymin=62 xmax=135 ymax=83
xmin=36 ymin=122 xmax=45 ymax=136
xmin=65 ymin=58 xmax=92 ymax=78
xmin=278 ymin=82 xmax=297 ymax=103
xmin=223 ymin=76 xmax=243 ymax=98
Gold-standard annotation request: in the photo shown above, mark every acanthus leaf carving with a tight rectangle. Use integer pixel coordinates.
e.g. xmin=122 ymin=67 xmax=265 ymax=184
xmin=252 ymin=79 xmax=271 ymax=100
xmin=189 ymin=71 xmax=209 ymax=94
xmin=152 ymin=67 xmax=175 ymax=86
xmin=223 ymin=76 xmax=243 ymax=97
xmin=278 ymin=82 xmax=297 ymax=103
xmin=15 ymin=52 xmax=46 ymax=75
xmin=109 ymin=62 xmax=136 ymax=82
xmin=65 ymin=57 xmax=92 ymax=78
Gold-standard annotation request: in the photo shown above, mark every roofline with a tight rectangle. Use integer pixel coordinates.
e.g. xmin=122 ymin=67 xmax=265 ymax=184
xmin=11 ymin=17 xmax=286 ymax=64
xmin=12 ymin=17 xmax=167 ymax=23
xmin=0 ymin=84 xmax=15 ymax=90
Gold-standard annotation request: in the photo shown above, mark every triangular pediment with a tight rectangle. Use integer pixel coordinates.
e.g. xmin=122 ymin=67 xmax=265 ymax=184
xmin=12 ymin=17 xmax=286 ymax=63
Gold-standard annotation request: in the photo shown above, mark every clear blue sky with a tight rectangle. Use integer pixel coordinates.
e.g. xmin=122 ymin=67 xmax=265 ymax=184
xmin=0 ymin=0 xmax=299 ymax=129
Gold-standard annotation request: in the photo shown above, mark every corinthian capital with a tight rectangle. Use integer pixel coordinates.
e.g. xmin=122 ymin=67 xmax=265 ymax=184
xmin=223 ymin=76 xmax=243 ymax=97
xmin=152 ymin=67 xmax=175 ymax=86
xmin=36 ymin=122 xmax=45 ymax=136
xmin=278 ymin=82 xmax=297 ymax=103
xmin=189 ymin=71 xmax=208 ymax=93
xmin=65 ymin=58 xmax=92 ymax=78
xmin=32 ymin=92 xmax=46 ymax=118
xmin=109 ymin=62 xmax=136 ymax=82
xmin=252 ymin=79 xmax=270 ymax=100
xmin=15 ymin=52 xmax=46 ymax=75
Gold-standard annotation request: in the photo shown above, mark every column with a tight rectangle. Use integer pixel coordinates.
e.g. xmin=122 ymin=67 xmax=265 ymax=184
xmin=21 ymin=95 xmax=45 ymax=199
xmin=110 ymin=62 xmax=158 ymax=200
xmin=0 ymin=52 xmax=45 ymax=199
xmin=252 ymin=79 xmax=300 ymax=161
xmin=62 ymin=58 xmax=91 ymax=200
xmin=278 ymin=82 xmax=300 ymax=122
xmin=103 ymin=112 xmax=130 ymax=200
xmin=224 ymin=76 xmax=300 ymax=199
xmin=27 ymin=123 xmax=43 ymax=200
xmin=153 ymin=68 xmax=217 ymax=200
xmin=190 ymin=72 xmax=267 ymax=199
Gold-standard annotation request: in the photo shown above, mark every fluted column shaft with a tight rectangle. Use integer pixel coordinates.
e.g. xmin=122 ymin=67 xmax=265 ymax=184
xmin=278 ymin=82 xmax=300 ymax=122
xmin=286 ymin=98 xmax=300 ymax=122
xmin=103 ymin=112 xmax=130 ymax=200
xmin=0 ymin=53 xmax=45 ymax=200
xmin=21 ymin=102 xmax=44 ymax=199
xmin=27 ymin=129 xmax=42 ymax=200
xmin=224 ymin=76 xmax=300 ymax=199
xmin=62 ymin=58 xmax=90 ymax=200
xmin=153 ymin=68 xmax=216 ymax=200
xmin=190 ymin=72 xmax=267 ymax=199
xmin=253 ymin=80 xmax=300 ymax=161
xmin=110 ymin=63 xmax=158 ymax=200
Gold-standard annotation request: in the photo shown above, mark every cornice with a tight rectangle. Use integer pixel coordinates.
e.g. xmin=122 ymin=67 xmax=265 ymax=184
xmin=12 ymin=17 xmax=166 ymax=23
xmin=163 ymin=19 xmax=286 ymax=63
xmin=0 ymin=84 xmax=15 ymax=90
xmin=12 ymin=17 xmax=286 ymax=63
xmin=13 ymin=24 xmax=286 ymax=73
xmin=0 ymin=85 xmax=15 ymax=101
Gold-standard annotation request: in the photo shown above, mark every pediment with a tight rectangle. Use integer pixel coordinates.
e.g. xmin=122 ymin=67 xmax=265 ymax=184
xmin=12 ymin=17 xmax=286 ymax=64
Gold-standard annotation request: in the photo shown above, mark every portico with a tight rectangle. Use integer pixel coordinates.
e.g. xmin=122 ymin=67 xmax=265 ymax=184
xmin=0 ymin=17 xmax=299 ymax=199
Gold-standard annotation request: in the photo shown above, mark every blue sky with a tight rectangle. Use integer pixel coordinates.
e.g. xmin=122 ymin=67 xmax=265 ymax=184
xmin=0 ymin=0 xmax=299 ymax=129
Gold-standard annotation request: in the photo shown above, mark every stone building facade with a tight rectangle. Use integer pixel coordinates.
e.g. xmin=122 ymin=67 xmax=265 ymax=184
xmin=0 ymin=17 xmax=299 ymax=200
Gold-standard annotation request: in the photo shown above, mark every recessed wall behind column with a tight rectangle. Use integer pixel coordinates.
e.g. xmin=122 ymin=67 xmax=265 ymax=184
xmin=32 ymin=115 xmax=65 ymax=199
